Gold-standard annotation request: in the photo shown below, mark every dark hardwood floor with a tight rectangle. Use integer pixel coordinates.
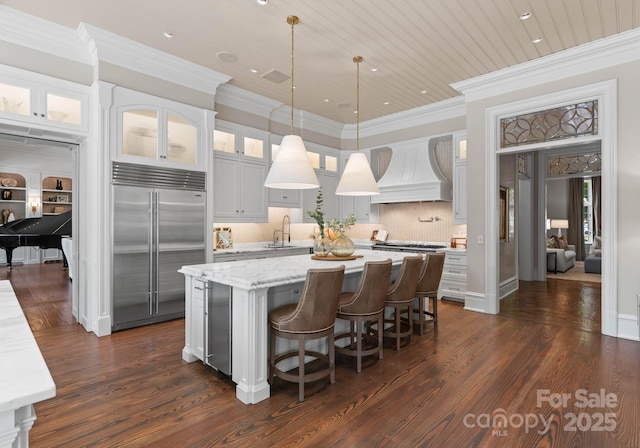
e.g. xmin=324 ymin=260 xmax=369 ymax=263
xmin=4 ymin=264 xmax=639 ymax=447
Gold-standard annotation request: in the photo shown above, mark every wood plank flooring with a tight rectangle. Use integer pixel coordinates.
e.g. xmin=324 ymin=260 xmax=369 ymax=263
xmin=4 ymin=264 xmax=639 ymax=447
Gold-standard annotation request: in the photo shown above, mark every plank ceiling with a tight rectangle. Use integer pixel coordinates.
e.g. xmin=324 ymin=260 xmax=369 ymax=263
xmin=3 ymin=0 xmax=638 ymax=123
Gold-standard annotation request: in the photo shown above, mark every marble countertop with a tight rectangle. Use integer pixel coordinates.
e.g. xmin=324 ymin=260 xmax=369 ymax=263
xmin=0 ymin=280 xmax=56 ymax=413
xmin=181 ymin=249 xmax=409 ymax=290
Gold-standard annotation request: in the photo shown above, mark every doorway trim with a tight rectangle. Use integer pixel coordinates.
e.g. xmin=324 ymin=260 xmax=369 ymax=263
xmin=485 ymin=79 xmax=617 ymax=336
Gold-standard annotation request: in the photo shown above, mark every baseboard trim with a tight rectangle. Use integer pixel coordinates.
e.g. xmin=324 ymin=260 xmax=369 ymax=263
xmin=617 ymin=314 xmax=639 ymax=341
xmin=464 ymin=292 xmax=487 ymax=313
xmin=499 ymin=276 xmax=518 ymax=299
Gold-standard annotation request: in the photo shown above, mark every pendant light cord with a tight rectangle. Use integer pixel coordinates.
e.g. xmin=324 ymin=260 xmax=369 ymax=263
xmin=354 ymin=56 xmax=363 ymax=152
xmin=288 ymin=16 xmax=299 ymax=135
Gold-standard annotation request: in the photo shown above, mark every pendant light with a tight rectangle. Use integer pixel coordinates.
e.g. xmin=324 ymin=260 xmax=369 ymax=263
xmin=264 ymin=15 xmax=319 ymax=189
xmin=336 ymin=56 xmax=380 ymax=196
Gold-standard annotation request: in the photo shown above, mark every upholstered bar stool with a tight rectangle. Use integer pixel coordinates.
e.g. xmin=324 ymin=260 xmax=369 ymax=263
xmin=269 ymin=265 xmax=345 ymax=402
xmin=334 ymin=259 xmax=393 ymax=372
xmin=379 ymin=255 xmax=423 ymax=351
xmin=413 ymin=252 xmax=445 ymax=335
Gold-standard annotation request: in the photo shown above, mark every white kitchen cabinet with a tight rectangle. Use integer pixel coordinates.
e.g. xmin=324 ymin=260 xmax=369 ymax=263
xmin=192 ymin=279 xmax=207 ymax=361
xmin=268 ymin=188 xmax=301 ymax=208
xmin=341 ymin=195 xmax=372 ymax=222
xmin=438 ymin=249 xmax=467 ymax=302
xmin=300 ymin=172 xmax=340 ymax=223
xmin=213 ymin=121 xmax=268 ymax=222
xmin=214 ymin=121 xmax=267 ymax=163
xmin=113 ymin=87 xmax=205 ymax=170
xmin=453 ymin=132 xmax=467 ymax=224
xmin=0 ymin=66 xmax=89 ymax=133
xmin=213 ymin=157 xmax=267 ymax=222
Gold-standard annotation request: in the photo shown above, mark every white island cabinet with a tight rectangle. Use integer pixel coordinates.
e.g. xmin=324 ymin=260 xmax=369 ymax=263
xmin=179 ymin=250 xmax=407 ymax=404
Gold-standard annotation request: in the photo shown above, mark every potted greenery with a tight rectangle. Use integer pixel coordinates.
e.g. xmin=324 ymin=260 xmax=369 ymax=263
xmin=306 ymin=189 xmax=330 ymax=256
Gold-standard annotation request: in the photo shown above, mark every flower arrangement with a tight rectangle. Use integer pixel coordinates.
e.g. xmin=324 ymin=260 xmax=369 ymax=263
xmin=326 ymin=214 xmax=357 ymax=240
xmin=306 ymin=189 xmax=357 ymax=240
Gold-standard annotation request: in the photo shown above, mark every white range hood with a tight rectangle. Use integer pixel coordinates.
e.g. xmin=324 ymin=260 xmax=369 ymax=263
xmin=371 ymin=137 xmax=452 ymax=204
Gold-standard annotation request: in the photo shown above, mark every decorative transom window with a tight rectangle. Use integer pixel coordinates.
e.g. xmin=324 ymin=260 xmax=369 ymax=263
xmin=547 ymin=152 xmax=601 ymax=177
xmin=500 ymin=100 xmax=598 ymax=148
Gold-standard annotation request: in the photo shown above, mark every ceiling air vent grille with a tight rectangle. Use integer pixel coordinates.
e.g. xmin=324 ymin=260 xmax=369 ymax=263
xmin=261 ymin=69 xmax=290 ymax=84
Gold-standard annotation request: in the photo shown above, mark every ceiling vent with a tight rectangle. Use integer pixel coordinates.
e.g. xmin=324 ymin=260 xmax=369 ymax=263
xmin=370 ymin=136 xmax=452 ymax=204
xmin=261 ymin=69 xmax=290 ymax=84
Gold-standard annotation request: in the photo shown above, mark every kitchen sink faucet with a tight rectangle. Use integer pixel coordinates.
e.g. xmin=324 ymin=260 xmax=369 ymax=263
xmin=272 ymin=214 xmax=291 ymax=247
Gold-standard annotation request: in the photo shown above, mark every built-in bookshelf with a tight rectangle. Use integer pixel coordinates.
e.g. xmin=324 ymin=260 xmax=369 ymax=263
xmin=42 ymin=176 xmax=72 ymax=215
xmin=0 ymin=172 xmax=26 ymax=223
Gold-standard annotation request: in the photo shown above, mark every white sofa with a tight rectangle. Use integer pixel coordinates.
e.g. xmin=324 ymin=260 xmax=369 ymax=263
xmin=547 ymin=244 xmax=576 ymax=273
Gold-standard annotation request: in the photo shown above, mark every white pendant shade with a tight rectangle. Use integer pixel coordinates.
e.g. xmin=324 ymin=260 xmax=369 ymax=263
xmin=264 ymin=135 xmax=319 ymax=189
xmin=336 ymin=152 xmax=380 ymax=196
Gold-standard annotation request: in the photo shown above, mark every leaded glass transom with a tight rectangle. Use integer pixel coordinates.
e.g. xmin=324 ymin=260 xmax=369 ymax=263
xmin=547 ymin=152 xmax=601 ymax=176
xmin=501 ymin=100 xmax=598 ymax=148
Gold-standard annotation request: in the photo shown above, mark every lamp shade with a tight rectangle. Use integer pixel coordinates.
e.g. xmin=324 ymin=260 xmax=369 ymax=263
xmin=550 ymin=219 xmax=569 ymax=229
xmin=336 ymin=152 xmax=380 ymax=196
xmin=264 ymin=135 xmax=319 ymax=189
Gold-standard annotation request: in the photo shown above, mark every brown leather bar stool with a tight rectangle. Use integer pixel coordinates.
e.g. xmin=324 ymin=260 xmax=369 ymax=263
xmin=413 ymin=252 xmax=445 ymax=335
xmin=269 ymin=265 xmax=345 ymax=402
xmin=379 ymin=255 xmax=423 ymax=351
xmin=334 ymin=259 xmax=393 ymax=372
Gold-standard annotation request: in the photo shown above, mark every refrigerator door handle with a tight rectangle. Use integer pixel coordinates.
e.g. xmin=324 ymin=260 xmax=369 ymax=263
xmin=153 ymin=191 xmax=160 ymax=314
xmin=148 ymin=190 xmax=155 ymax=315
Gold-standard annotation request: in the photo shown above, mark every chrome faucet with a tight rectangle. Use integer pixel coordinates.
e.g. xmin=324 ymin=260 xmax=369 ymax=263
xmin=271 ymin=215 xmax=291 ymax=247
xmin=282 ymin=214 xmax=290 ymax=246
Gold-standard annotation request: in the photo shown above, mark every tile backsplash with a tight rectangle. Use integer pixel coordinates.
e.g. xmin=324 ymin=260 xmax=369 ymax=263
xmin=217 ymin=202 xmax=466 ymax=245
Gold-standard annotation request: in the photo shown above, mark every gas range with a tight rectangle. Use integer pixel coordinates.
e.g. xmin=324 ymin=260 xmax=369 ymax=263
xmin=371 ymin=242 xmax=448 ymax=253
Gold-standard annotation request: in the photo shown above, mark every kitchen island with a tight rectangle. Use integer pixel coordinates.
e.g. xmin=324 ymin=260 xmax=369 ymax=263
xmin=0 ymin=281 xmax=56 ymax=447
xmin=179 ymin=250 xmax=407 ymax=404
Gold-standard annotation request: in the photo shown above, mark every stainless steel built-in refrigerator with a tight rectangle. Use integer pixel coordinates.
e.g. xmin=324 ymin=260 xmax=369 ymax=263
xmin=112 ymin=162 xmax=206 ymax=331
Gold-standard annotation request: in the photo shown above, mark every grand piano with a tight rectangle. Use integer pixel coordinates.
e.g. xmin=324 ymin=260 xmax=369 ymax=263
xmin=0 ymin=211 xmax=71 ymax=269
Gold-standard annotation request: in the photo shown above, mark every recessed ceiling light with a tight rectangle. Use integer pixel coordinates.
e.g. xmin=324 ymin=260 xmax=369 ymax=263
xmin=383 ymin=101 xmax=390 ymax=105
xmin=369 ymin=67 xmax=378 ymax=72
xmin=532 ymin=37 xmax=543 ymax=43
xmin=256 ymin=0 xmax=268 ymax=5
xmin=519 ymin=12 xmax=532 ymax=20
xmin=323 ymin=99 xmax=330 ymax=102
xmin=163 ymin=31 xmax=175 ymax=39
xmin=421 ymin=90 xmax=428 ymax=94
xmin=250 ymin=68 xmax=258 ymax=73
xmin=353 ymin=110 xmax=358 ymax=114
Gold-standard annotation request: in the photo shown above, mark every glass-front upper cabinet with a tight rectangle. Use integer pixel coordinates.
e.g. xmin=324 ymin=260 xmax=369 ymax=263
xmin=167 ymin=113 xmax=198 ymax=165
xmin=114 ymin=86 xmax=205 ymax=170
xmin=0 ymin=67 xmax=88 ymax=131
xmin=122 ymin=110 xmax=159 ymax=159
xmin=454 ymin=131 xmax=467 ymax=162
xmin=214 ymin=121 xmax=266 ymax=162
xmin=305 ymin=143 xmax=339 ymax=174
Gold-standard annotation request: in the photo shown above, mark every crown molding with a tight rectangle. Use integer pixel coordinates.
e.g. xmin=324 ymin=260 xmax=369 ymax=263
xmin=342 ymin=95 xmax=466 ymax=140
xmin=0 ymin=6 xmax=91 ymax=65
xmin=215 ymin=84 xmax=283 ymax=119
xmin=452 ymin=27 xmax=640 ymax=102
xmin=269 ymin=103 xmax=345 ymax=139
xmin=78 ymin=23 xmax=231 ymax=94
